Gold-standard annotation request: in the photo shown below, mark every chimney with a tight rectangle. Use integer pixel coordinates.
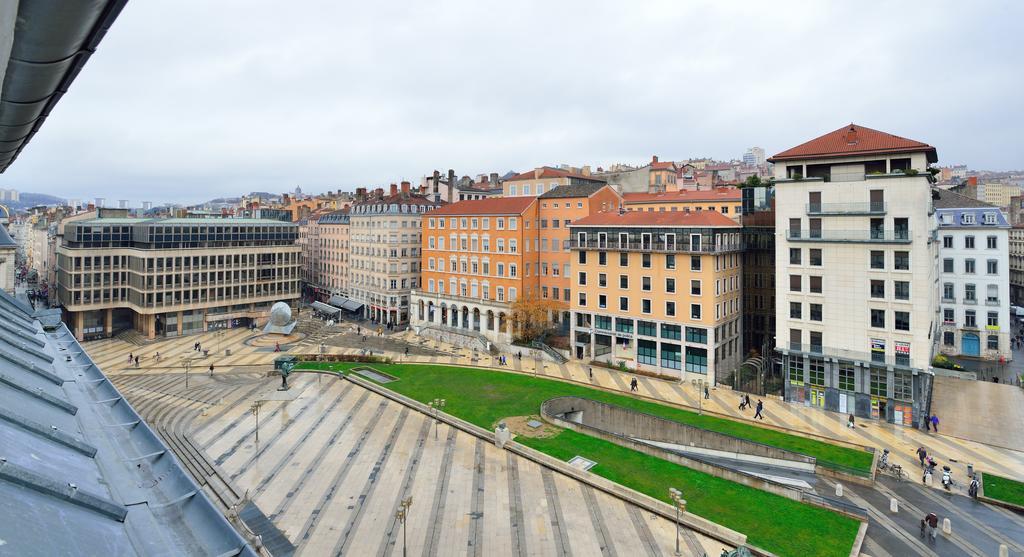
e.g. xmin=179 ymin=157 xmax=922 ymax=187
xmin=490 ymin=172 xmax=499 ymax=185
xmin=534 ymin=167 xmax=542 ymax=179
xmin=652 ymin=155 xmax=659 ymax=164
xmin=375 ymin=187 xmax=384 ymax=198
xmin=401 ymin=181 xmax=411 ymax=195
xmin=390 ymin=183 xmax=399 ymax=196
xmin=845 ymin=125 xmax=859 ymax=145
xmin=447 ymin=169 xmax=455 ymax=201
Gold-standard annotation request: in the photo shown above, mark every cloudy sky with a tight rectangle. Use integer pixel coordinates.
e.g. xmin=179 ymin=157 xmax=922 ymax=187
xmin=3 ymin=0 xmax=1022 ymax=204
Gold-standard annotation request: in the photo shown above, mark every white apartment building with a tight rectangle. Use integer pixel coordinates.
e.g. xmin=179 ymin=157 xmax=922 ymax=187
xmin=772 ymin=124 xmax=938 ymax=426
xmin=933 ymin=189 xmax=1011 ymax=361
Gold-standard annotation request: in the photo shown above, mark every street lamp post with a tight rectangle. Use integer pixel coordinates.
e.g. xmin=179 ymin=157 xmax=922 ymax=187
xmin=250 ymin=401 xmax=263 ymax=442
xmin=669 ymin=487 xmax=687 ymax=556
xmin=428 ymin=398 xmax=446 ymax=440
xmin=394 ymin=496 xmax=413 ymax=557
xmin=695 ymin=378 xmax=706 ymax=416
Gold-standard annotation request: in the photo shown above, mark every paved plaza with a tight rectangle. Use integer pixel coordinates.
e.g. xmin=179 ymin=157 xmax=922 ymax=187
xmin=84 ymin=318 xmax=1024 ymax=556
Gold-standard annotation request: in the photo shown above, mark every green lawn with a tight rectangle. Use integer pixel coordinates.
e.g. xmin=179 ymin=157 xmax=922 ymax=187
xmin=301 ymin=362 xmax=863 ymax=557
xmin=983 ymin=473 xmax=1024 ymax=507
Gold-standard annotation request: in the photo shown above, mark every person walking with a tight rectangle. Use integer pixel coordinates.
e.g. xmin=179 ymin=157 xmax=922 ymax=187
xmin=588 ymin=367 xmax=593 ymax=381
xmin=922 ymin=512 xmax=938 ymax=541
xmin=916 ymin=447 xmax=928 ymax=468
xmin=630 ymin=377 xmax=638 ymax=392
xmin=128 ymin=352 xmax=133 ymax=364
xmin=134 ymin=355 xmax=139 ymax=368
xmin=745 ymin=394 xmax=751 ymax=410
xmin=738 ymin=394 xmax=747 ymax=410
xmin=930 ymin=414 xmax=939 ymax=433
xmin=848 ymin=414 xmax=855 ymax=428
xmin=208 ymin=363 xmax=214 ymax=376
xmin=704 ymin=385 xmax=710 ymax=399
xmin=754 ymin=399 xmax=764 ymax=420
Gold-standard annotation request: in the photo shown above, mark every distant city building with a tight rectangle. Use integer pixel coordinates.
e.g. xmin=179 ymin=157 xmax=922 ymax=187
xmin=0 ymin=224 xmax=16 ymax=293
xmin=0 ymin=188 xmax=19 ymax=201
xmin=594 ymin=156 xmax=677 ymax=194
xmin=55 ymin=208 xmax=300 ymax=340
xmin=1010 ymin=226 xmax=1024 ymax=305
xmin=743 ymin=147 xmax=766 ymax=167
xmin=505 ymin=166 xmax=606 ymax=197
xmin=933 ymin=189 xmax=1011 ymax=362
xmin=976 ymin=182 xmax=1021 ymax=208
xmin=622 ymin=188 xmax=743 ymax=220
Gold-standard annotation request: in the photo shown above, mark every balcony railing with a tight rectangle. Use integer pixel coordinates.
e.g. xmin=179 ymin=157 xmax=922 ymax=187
xmin=787 ymin=229 xmax=911 ymax=244
xmin=566 ymin=240 xmax=742 ymax=253
xmin=782 ymin=343 xmax=916 ymax=369
xmin=806 ymin=202 xmax=886 ymax=216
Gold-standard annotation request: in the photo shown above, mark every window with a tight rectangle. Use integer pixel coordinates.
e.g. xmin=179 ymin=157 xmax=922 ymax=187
xmin=870 ymin=280 xmax=885 ymax=298
xmin=987 ymin=284 xmax=999 ymax=304
xmin=988 ymin=334 xmax=999 ymax=350
xmin=943 ymin=331 xmax=955 ymax=346
xmin=619 ymin=252 xmax=628 ymax=266
xmin=637 ymin=339 xmax=657 ymax=366
xmin=661 ymin=324 xmax=681 ymax=340
xmin=943 ymin=236 xmax=953 ymax=248
xmin=987 ymin=236 xmax=998 ymax=249
xmin=965 ymin=259 xmax=976 ymax=274
xmin=595 ymin=315 xmax=611 ymax=330
xmin=691 ymin=304 xmax=702 ymax=319
xmin=870 ymin=368 xmax=887 ymax=397
xmin=810 ymin=303 xmax=822 ymax=321
xmin=690 ymin=280 xmax=700 ymax=295
xmin=578 ymin=271 xmax=587 ymax=285
xmin=943 ymin=308 xmax=955 ymax=323
xmin=661 ymin=342 xmax=682 ymax=370
xmin=790 ymin=302 xmax=802 ymax=319
xmin=809 ymin=276 xmax=822 ymax=293
xmin=871 ymin=309 xmax=885 ymax=328
xmin=685 ymin=347 xmax=708 ymax=373
xmin=965 ymin=310 xmax=976 ymax=328
xmin=965 ymin=236 xmax=975 ymax=249
xmin=810 ymin=331 xmax=822 ymax=352
xmin=598 ymin=294 xmax=607 ymax=308
xmin=943 ymin=283 xmax=955 ymax=301
xmin=690 ymin=255 xmax=701 ymax=271
xmin=808 ymin=358 xmax=825 ymax=386
xmin=987 ymin=260 xmax=998 ymax=274
xmin=578 ymin=292 xmax=587 ymax=306
xmin=809 ymin=249 xmax=822 ymax=266
xmin=838 ymin=365 xmax=855 ymax=392
xmin=665 ymin=301 xmax=676 ymax=316
xmin=598 ymin=251 xmax=607 ymax=265
xmin=642 ymin=254 xmax=651 ymax=268
xmin=965 ymin=283 xmax=976 ymax=301
xmin=619 ymin=297 xmax=629 ymax=311
xmin=616 ymin=318 xmax=633 ymax=334
xmin=665 ymin=254 xmax=676 ymax=269
xmin=619 ymin=275 xmax=628 ymax=289
xmin=894 ymin=311 xmax=910 ymax=331
xmin=871 ymin=251 xmax=884 ymax=269
xmin=790 ymin=248 xmax=801 ymax=264
xmin=894 ymin=281 xmax=910 ymax=300
xmin=894 ymin=251 xmax=909 ymax=270
xmin=641 ymin=299 xmax=651 ymax=313
xmin=988 ymin=311 xmax=999 ymax=328
xmin=789 ymin=274 xmax=801 ymax=292
xmin=598 ymin=273 xmax=607 ymax=287
xmin=666 ymin=278 xmax=676 ymax=293
xmin=638 ymin=320 xmax=657 ymax=336
xmin=789 ymin=358 xmax=804 ymax=384
xmin=894 ymin=371 xmax=912 ymax=401
xmin=686 ymin=327 xmax=707 ymax=344
xmin=943 ymin=258 xmax=954 ymax=273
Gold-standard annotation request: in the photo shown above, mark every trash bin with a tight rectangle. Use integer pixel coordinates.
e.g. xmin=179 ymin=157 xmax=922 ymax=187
xmin=967 ymin=463 xmax=974 ymax=477
xmin=225 ymin=349 xmax=231 ymax=357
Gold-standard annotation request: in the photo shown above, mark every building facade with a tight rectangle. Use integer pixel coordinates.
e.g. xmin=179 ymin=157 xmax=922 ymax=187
xmin=503 ymin=167 xmax=605 ymax=198
xmin=54 ymin=210 xmax=300 ymax=340
xmin=1011 ymin=226 xmax=1024 ymax=305
xmin=349 ymin=185 xmax=442 ymax=325
xmin=317 ymin=208 xmax=350 ymax=298
xmin=411 ymin=197 xmax=538 ymax=346
xmin=622 ymin=188 xmax=743 ymax=220
xmin=933 ymin=189 xmax=1011 ymax=361
xmin=568 ymin=210 xmax=744 ymax=384
xmin=771 ymin=124 xmax=938 ymax=426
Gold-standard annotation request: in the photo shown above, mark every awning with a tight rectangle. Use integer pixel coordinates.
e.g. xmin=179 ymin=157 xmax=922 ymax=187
xmin=341 ymin=299 xmax=364 ymax=312
xmin=328 ymin=294 xmax=347 ymax=308
xmin=311 ymin=301 xmax=341 ymax=316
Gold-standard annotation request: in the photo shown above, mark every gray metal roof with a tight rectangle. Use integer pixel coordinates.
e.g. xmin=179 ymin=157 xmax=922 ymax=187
xmin=0 ymin=223 xmax=15 ymax=246
xmin=538 ymin=183 xmax=609 ymax=199
xmin=0 ymin=1 xmax=129 ymax=173
xmin=932 ymin=187 xmax=997 ymax=209
xmin=0 ymin=289 xmax=257 ymax=556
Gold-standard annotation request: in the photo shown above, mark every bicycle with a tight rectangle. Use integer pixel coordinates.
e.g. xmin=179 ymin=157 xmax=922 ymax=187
xmin=890 ymin=464 xmax=904 ymax=482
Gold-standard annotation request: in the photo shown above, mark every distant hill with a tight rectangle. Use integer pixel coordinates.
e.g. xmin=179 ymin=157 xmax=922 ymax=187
xmin=5 ymin=192 xmax=64 ymax=210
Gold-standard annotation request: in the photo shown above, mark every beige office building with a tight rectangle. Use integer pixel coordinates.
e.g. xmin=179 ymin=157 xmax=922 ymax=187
xmin=55 ymin=209 xmax=300 ymax=340
xmin=349 ymin=184 xmax=443 ymax=325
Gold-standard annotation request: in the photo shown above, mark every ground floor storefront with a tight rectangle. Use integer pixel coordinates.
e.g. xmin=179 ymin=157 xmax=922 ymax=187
xmin=66 ymin=301 xmax=287 ymax=341
xmin=409 ymin=292 xmax=514 ymax=346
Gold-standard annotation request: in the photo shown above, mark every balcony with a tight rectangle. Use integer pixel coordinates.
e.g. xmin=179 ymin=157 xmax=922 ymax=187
xmin=787 ymin=229 xmax=911 ymax=244
xmin=806 ymin=202 xmax=886 ymax=216
xmin=566 ymin=240 xmax=742 ymax=254
xmin=782 ymin=343 xmax=916 ymax=370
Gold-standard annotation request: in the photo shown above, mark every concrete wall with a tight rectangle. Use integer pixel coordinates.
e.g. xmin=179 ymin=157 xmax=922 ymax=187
xmin=542 ymin=396 xmax=815 ymax=467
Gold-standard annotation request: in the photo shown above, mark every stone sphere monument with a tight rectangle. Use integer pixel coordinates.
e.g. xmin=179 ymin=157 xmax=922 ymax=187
xmin=263 ymin=302 xmax=297 ymax=335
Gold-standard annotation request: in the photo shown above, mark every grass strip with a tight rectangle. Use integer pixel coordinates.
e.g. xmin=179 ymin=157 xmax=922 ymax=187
xmin=983 ymin=473 xmax=1024 ymax=507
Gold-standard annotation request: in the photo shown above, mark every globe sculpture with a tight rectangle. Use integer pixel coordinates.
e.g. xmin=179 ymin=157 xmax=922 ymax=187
xmin=262 ymin=302 xmax=297 ymax=335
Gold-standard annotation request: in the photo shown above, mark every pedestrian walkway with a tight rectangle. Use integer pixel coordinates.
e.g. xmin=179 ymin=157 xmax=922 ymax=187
xmin=109 ymin=370 xmax=727 ymax=556
xmin=931 ymin=375 xmax=1024 ymax=450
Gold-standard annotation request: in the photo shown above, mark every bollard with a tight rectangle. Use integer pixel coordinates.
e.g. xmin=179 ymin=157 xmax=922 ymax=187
xmin=1000 ymin=544 xmax=1008 ymax=557
xmin=494 ymin=422 xmax=511 ymax=449
xmin=889 ymin=498 xmax=898 ymax=513
xmin=835 ymin=483 xmax=843 ymax=497
xmin=925 ymin=473 xmax=934 ymax=487
xmin=942 ymin=517 xmax=951 ymax=535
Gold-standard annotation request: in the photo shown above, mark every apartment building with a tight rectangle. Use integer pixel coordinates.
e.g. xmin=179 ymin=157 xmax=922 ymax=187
xmin=317 ymin=208 xmax=350 ymax=298
xmin=622 ymin=188 xmax=743 ymax=220
xmin=411 ymin=197 xmax=539 ymax=345
xmin=502 ymin=167 xmax=606 ymax=197
xmin=596 ymin=156 xmax=679 ymax=193
xmin=772 ymin=124 xmax=938 ymax=426
xmin=933 ymin=189 xmax=1011 ymax=361
xmin=54 ymin=209 xmax=300 ymax=340
xmin=0 ymin=224 xmax=15 ymax=294
xmin=298 ymin=212 xmax=322 ymax=300
xmin=568 ymin=210 xmax=744 ymax=383
xmin=349 ymin=183 xmax=442 ymax=325
xmin=1011 ymin=226 xmax=1024 ymax=305
xmin=536 ymin=184 xmax=623 ymax=331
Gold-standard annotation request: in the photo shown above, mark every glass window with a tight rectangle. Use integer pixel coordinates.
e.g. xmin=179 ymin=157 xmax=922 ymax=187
xmin=789 ymin=248 xmax=801 ymax=264
xmin=808 ymin=358 xmax=825 ymax=386
xmin=790 ymin=302 xmax=802 ymax=319
xmin=620 ymin=252 xmax=628 ymax=266
xmin=789 ymin=274 xmax=801 ymax=292
xmin=685 ymin=346 xmax=708 ymax=373
xmin=619 ymin=297 xmax=628 ymax=311
xmin=690 ymin=304 xmax=701 ymax=319
xmin=893 ymin=371 xmax=912 ymax=401
xmin=871 ymin=309 xmax=885 ymax=328
xmin=943 ymin=331 xmax=955 ymax=346
xmin=638 ymin=339 xmax=657 ymax=365
xmin=789 ymin=358 xmax=804 ymax=384
xmin=988 ymin=311 xmax=999 ymax=328
xmin=641 ymin=299 xmax=651 ymax=313
xmin=987 ymin=236 xmax=998 ymax=249
xmin=642 ymin=254 xmax=651 ymax=268
xmin=988 ymin=334 xmax=999 ymax=350
xmin=637 ymin=320 xmax=657 ymax=336
xmin=965 ymin=236 xmax=975 ymax=249
xmin=894 ymin=281 xmax=909 ymax=300
xmin=809 ymin=276 xmax=822 ymax=293
xmin=685 ymin=327 xmax=707 ymax=344
xmin=870 ymin=368 xmax=887 ymax=397
xmin=870 ymin=280 xmax=885 ymax=298
xmin=810 ymin=303 xmax=822 ymax=321
xmin=595 ymin=315 xmax=612 ymax=330
xmin=809 ymin=249 xmax=822 ymax=266
xmin=838 ymin=365 xmax=855 ymax=392
xmin=690 ymin=280 xmax=700 ymax=295
xmin=894 ymin=251 xmax=909 ymax=270
xmin=660 ymin=342 xmax=682 ymax=370
xmin=965 ymin=259 xmax=976 ymax=274
xmin=895 ymin=311 xmax=910 ymax=331
xmin=871 ymin=251 xmax=884 ymax=269
xmin=615 ymin=318 xmax=634 ymax=334
xmin=620 ymin=275 xmax=629 ymax=289
xmin=690 ymin=255 xmax=701 ymax=271
xmin=987 ymin=260 xmax=998 ymax=274
xmin=661 ymin=324 xmax=682 ymax=340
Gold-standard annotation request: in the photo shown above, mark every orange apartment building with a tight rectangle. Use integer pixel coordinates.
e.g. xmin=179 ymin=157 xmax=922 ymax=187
xmin=569 ymin=210 xmax=743 ymax=383
xmin=502 ymin=166 xmax=606 ymax=197
xmin=535 ymin=183 xmax=623 ymax=332
xmin=622 ymin=187 xmax=743 ymax=220
xmin=410 ymin=197 xmax=539 ymax=346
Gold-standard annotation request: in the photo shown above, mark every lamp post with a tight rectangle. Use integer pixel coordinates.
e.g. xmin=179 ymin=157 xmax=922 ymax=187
xmin=428 ymin=398 xmax=446 ymax=440
xmin=695 ymin=377 xmax=706 ymax=416
xmin=394 ymin=495 xmax=413 ymax=557
xmin=669 ymin=487 xmax=687 ymax=556
xmin=216 ymin=328 xmax=225 ymax=355
xmin=250 ymin=401 xmax=263 ymax=442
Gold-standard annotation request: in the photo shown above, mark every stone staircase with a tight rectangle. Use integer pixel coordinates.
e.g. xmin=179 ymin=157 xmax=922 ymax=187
xmin=115 ymin=329 xmax=150 ymax=346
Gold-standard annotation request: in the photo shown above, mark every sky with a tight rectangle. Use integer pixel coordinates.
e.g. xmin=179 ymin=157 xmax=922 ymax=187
xmin=3 ymin=0 xmax=1022 ymax=205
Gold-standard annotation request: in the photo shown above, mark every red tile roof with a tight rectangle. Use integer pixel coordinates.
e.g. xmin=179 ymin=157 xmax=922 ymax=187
xmin=768 ymin=124 xmax=937 ymax=163
xmin=425 ymin=196 xmax=535 ymax=216
xmin=505 ymin=167 xmax=603 ymax=182
xmin=622 ymin=188 xmax=741 ymax=204
xmin=572 ymin=209 xmax=739 ymax=227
